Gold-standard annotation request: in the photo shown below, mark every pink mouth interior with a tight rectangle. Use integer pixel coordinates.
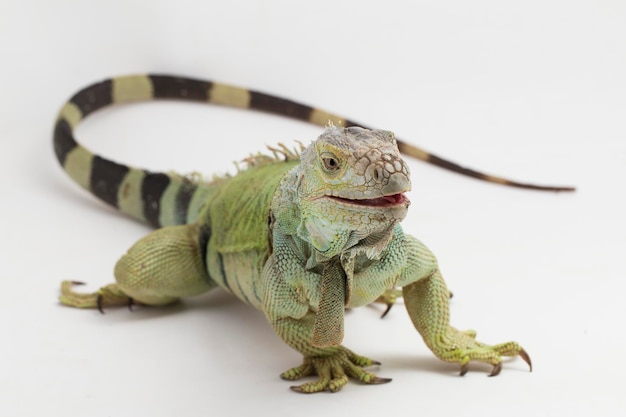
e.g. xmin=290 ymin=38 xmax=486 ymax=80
xmin=331 ymin=193 xmax=408 ymax=207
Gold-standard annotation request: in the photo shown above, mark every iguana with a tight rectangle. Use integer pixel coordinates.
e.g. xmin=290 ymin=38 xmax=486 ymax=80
xmin=55 ymin=74 xmax=573 ymax=393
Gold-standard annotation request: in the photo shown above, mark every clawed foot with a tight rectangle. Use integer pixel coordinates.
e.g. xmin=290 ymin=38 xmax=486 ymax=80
xmin=373 ymin=288 xmax=403 ymax=318
xmin=435 ymin=327 xmax=532 ymax=377
xmin=458 ymin=347 xmax=531 ymax=377
xmin=281 ymin=348 xmax=391 ymax=393
xmin=60 ymin=281 xmax=132 ymax=312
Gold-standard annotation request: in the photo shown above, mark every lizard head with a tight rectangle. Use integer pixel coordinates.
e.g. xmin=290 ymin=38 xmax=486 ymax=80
xmin=293 ymin=126 xmax=411 ymax=258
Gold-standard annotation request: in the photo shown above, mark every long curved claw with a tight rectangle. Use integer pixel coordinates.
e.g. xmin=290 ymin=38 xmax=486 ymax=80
xmin=519 ymin=349 xmax=533 ymax=372
xmin=380 ymin=303 xmax=393 ymax=319
xmin=373 ymin=288 xmax=402 ymax=318
xmin=488 ymin=362 xmax=503 ymax=377
xmin=370 ymin=377 xmax=392 ymax=384
xmin=460 ymin=363 xmax=469 ymax=376
xmin=96 ymin=294 xmax=105 ymax=314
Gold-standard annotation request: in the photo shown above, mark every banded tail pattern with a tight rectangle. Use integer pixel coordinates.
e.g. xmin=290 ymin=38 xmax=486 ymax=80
xmin=53 ymin=75 xmax=220 ymax=228
xmin=54 ymin=75 xmax=574 ymax=229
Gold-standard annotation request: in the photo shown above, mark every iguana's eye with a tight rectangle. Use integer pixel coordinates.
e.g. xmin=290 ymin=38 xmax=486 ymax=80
xmin=321 ymin=153 xmax=341 ymax=172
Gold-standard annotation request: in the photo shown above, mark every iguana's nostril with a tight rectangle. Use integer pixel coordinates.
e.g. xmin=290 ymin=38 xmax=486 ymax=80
xmin=373 ymin=166 xmax=383 ymax=181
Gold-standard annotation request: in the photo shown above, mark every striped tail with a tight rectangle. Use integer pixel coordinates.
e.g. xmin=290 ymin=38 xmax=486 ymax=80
xmin=53 ymin=75 xmax=575 ymax=227
xmin=53 ymin=75 xmax=220 ymax=228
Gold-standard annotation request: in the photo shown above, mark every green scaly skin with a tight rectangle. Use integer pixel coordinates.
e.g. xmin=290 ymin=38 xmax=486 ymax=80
xmin=57 ymin=75 xmax=534 ymax=394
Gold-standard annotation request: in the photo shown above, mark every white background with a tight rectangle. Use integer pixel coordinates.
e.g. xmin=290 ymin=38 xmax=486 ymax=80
xmin=1 ymin=1 xmax=625 ymax=416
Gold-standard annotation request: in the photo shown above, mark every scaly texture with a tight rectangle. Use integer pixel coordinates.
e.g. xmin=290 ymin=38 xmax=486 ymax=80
xmin=55 ymin=75 xmax=541 ymax=393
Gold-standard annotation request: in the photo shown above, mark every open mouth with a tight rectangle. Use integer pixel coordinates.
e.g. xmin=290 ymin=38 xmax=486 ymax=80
xmin=329 ymin=193 xmax=409 ymax=208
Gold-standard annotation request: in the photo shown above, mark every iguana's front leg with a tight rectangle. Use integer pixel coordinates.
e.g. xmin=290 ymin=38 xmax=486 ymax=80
xmin=262 ymin=240 xmax=390 ymax=393
xmin=399 ymin=235 xmax=532 ymax=375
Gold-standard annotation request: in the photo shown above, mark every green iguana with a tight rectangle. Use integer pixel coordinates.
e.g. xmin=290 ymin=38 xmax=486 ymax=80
xmin=55 ymin=74 xmax=573 ymax=393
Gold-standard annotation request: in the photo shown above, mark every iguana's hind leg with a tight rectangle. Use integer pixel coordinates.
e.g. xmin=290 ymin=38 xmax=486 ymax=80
xmin=60 ymin=224 xmax=216 ymax=310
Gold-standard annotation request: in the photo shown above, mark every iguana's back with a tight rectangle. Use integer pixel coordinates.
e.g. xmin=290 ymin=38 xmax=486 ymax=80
xmin=200 ymin=161 xmax=298 ymax=309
